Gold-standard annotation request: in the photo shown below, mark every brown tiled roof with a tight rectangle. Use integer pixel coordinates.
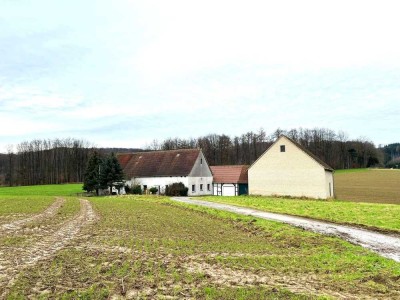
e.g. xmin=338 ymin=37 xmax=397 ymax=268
xmin=210 ymin=165 xmax=249 ymax=184
xmin=117 ymin=149 xmax=200 ymax=178
xmin=117 ymin=153 xmax=134 ymax=169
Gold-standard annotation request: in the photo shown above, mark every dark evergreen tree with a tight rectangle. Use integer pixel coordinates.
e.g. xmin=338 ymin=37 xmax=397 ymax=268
xmin=83 ymin=151 xmax=102 ymax=195
xmin=99 ymin=152 xmax=124 ymax=193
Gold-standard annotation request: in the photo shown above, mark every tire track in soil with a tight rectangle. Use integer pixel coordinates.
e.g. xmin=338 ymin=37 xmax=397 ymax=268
xmin=81 ymin=245 xmax=369 ymax=300
xmin=0 ymin=197 xmax=66 ymax=233
xmin=0 ymin=199 xmax=97 ymax=296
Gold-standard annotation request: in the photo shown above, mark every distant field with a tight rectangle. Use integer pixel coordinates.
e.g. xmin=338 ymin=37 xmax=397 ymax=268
xmin=334 ymin=169 xmax=400 ymax=204
xmin=0 ymin=183 xmax=83 ymax=196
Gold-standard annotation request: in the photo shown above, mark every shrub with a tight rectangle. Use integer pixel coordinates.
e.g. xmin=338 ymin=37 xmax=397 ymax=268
xmin=124 ymin=185 xmax=131 ymax=194
xmin=165 ymin=182 xmax=189 ymax=196
xmin=149 ymin=187 xmax=158 ymax=194
xmin=131 ymin=185 xmax=142 ymax=195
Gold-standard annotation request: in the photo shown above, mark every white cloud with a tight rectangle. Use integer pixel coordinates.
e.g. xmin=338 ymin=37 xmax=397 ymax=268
xmin=1 ymin=0 xmax=400 ymax=152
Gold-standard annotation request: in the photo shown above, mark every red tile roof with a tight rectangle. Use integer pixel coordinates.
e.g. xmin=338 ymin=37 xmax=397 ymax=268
xmin=117 ymin=149 xmax=200 ymax=178
xmin=210 ymin=165 xmax=248 ymax=184
xmin=117 ymin=153 xmax=134 ymax=169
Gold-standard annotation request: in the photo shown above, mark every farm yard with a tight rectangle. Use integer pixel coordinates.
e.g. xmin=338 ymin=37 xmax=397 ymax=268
xmin=0 ymin=185 xmax=399 ymax=299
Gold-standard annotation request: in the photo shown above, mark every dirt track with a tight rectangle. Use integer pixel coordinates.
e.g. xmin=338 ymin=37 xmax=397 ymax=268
xmin=0 ymin=197 xmax=66 ymax=233
xmin=0 ymin=199 xmax=97 ymax=296
xmin=171 ymin=197 xmax=400 ymax=262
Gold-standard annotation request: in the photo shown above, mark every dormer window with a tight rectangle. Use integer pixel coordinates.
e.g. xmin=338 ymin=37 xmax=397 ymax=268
xmin=280 ymin=145 xmax=286 ymax=152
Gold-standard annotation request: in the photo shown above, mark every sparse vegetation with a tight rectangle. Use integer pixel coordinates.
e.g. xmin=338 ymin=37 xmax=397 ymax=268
xmin=0 ymin=193 xmax=399 ymax=299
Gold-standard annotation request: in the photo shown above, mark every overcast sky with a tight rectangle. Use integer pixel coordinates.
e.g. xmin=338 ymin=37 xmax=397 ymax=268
xmin=1 ymin=0 xmax=399 ymax=152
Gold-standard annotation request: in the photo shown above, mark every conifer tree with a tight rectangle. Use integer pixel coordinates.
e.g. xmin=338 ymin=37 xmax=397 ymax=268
xmin=99 ymin=152 xmax=124 ymax=193
xmin=82 ymin=151 xmax=102 ymax=195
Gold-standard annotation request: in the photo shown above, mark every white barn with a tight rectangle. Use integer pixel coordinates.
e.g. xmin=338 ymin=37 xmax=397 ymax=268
xmin=249 ymin=135 xmax=334 ymax=199
xmin=117 ymin=149 xmax=213 ymax=196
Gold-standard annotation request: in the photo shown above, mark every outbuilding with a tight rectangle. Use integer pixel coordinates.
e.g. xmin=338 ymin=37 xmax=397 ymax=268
xmin=248 ymin=135 xmax=334 ymax=199
xmin=210 ymin=165 xmax=249 ymax=196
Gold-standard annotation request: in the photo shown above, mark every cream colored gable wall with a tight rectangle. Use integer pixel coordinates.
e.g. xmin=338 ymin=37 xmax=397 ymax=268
xmin=325 ymin=170 xmax=334 ymax=198
xmin=249 ymin=136 xmax=330 ymax=199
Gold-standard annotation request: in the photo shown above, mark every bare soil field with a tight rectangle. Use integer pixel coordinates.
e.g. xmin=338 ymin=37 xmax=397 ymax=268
xmin=334 ymin=169 xmax=400 ymax=204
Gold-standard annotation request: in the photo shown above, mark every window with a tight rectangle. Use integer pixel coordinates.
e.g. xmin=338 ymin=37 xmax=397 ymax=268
xmin=207 ymin=184 xmax=211 ymax=191
xmin=200 ymin=158 xmax=203 ymax=164
xmin=200 ymin=184 xmax=203 ymax=191
xmin=280 ymin=145 xmax=286 ymax=152
xmin=192 ymin=185 xmax=195 ymax=192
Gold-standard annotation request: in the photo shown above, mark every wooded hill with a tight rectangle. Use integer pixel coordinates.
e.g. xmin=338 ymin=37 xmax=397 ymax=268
xmin=0 ymin=128 xmax=397 ymax=186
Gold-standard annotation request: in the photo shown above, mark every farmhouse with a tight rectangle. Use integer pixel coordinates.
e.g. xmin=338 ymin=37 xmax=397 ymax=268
xmin=249 ymin=135 xmax=334 ymax=199
xmin=117 ymin=149 xmax=213 ymax=196
xmin=210 ymin=165 xmax=249 ymax=196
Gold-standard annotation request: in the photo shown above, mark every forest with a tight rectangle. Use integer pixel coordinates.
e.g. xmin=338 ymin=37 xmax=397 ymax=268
xmin=0 ymin=127 xmax=398 ymax=186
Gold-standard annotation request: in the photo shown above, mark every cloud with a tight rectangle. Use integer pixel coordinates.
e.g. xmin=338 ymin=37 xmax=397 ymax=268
xmin=1 ymin=0 xmax=400 ymax=152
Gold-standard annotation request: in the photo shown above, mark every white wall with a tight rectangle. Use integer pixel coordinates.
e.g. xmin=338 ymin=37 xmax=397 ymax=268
xmin=126 ymin=177 xmax=188 ymax=194
xmin=126 ymin=176 xmax=213 ymax=196
xmin=188 ymin=176 xmax=213 ymax=196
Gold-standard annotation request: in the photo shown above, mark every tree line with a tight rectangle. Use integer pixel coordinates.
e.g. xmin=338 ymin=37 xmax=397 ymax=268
xmin=0 ymin=138 xmax=93 ymax=186
xmin=0 ymin=127 xmax=395 ymax=187
xmin=146 ymin=127 xmax=384 ymax=170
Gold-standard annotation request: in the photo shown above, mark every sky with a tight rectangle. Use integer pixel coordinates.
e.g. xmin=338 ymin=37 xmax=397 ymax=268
xmin=1 ymin=0 xmax=399 ymax=152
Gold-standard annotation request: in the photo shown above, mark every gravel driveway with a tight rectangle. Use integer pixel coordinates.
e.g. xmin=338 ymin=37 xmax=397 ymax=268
xmin=171 ymin=197 xmax=400 ymax=262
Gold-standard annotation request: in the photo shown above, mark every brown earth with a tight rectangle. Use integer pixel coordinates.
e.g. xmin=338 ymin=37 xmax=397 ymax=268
xmin=335 ymin=169 xmax=400 ymax=204
xmin=0 ymin=199 xmax=97 ymax=297
xmin=0 ymin=197 xmax=66 ymax=232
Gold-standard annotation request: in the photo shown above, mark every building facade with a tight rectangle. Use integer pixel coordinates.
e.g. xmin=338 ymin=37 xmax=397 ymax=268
xmin=210 ymin=165 xmax=248 ymax=196
xmin=118 ymin=149 xmax=213 ymax=196
xmin=248 ymin=135 xmax=334 ymax=199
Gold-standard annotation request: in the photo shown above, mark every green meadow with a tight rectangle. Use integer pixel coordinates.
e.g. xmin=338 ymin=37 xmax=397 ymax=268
xmin=198 ymin=195 xmax=400 ymax=233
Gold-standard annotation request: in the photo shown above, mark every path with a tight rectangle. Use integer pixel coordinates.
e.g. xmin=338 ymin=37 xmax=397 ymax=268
xmin=171 ymin=197 xmax=400 ymax=262
xmin=0 ymin=197 xmax=66 ymax=233
xmin=0 ymin=199 xmax=97 ymax=296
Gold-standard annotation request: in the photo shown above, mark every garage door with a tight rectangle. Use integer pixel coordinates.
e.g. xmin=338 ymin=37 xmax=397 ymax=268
xmin=222 ymin=185 xmax=235 ymax=196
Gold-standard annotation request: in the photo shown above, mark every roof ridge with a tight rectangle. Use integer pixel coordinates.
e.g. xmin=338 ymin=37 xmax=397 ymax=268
xmin=210 ymin=165 xmax=249 ymax=168
xmin=117 ymin=148 xmax=200 ymax=155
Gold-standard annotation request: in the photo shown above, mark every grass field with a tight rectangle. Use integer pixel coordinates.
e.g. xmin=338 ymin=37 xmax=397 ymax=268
xmin=0 ymin=193 xmax=399 ymax=299
xmin=198 ymin=195 xmax=400 ymax=233
xmin=0 ymin=183 xmax=83 ymax=196
xmin=334 ymin=169 xmax=400 ymax=204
